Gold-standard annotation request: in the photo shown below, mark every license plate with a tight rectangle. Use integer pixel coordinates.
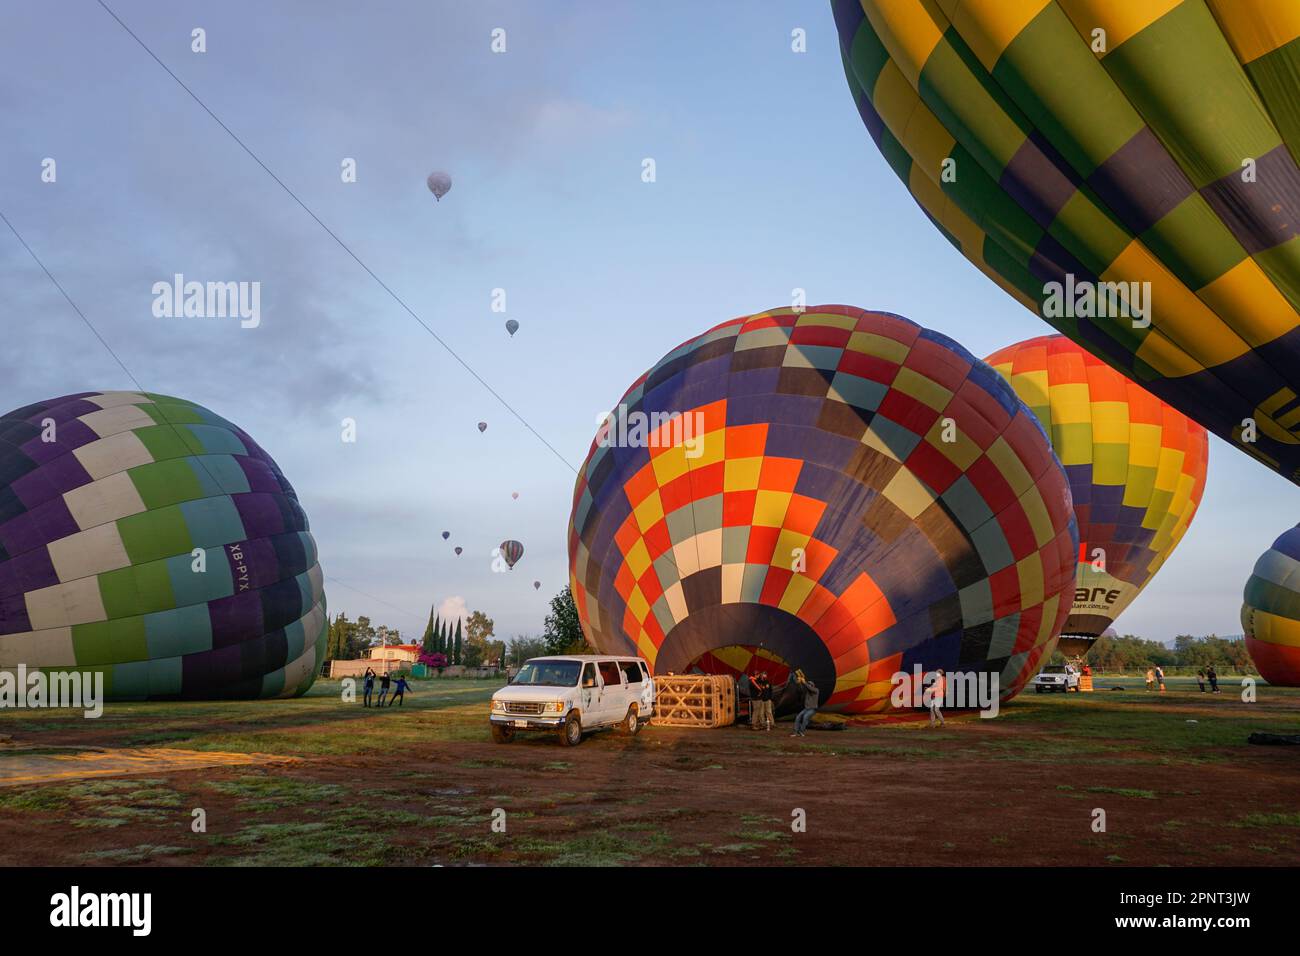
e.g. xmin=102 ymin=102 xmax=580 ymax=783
xmin=513 ymin=720 xmax=529 ymax=728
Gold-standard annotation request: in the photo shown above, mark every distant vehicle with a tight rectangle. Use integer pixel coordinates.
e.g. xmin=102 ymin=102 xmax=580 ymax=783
xmin=1033 ymin=664 xmax=1080 ymax=694
xmin=489 ymin=655 xmax=655 ymax=746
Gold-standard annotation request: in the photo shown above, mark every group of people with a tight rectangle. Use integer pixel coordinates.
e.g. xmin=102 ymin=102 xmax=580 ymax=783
xmin=1143 ymin=665 xmax=1221 ymax=693
xmin=361 ymin=667 xmax=411 ymax=707
xmin=746 ymin=670 xmax=821 ymax=737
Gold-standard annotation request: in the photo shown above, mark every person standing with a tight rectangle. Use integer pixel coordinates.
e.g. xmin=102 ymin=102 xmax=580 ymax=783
xmin=1196 ymin=669 xmax=1207 ymax=693
xmin=791 ymin=672 xmax=819 ymax=737
xmin=1145 ymin=667 xmax=1155 ymax=691
xmin=748 ymin=673 xmax=766 ymax=730
xmin=378 ymin=670 xmax=392 ymax=707
xmin=363 ymin=667 xmax=376 ymax=708
xmin=927 ymin=668 xmax=947 ymax=728
xmin=1207 ymin=665 xmax=1220 ymax=693
xmin=1155 ymin=665 xmax=1166 ymax=693
xmin=389 ymin=675 xmax=411 ymax=706
xmin=759 ymin=672 xmax=774 ymax=732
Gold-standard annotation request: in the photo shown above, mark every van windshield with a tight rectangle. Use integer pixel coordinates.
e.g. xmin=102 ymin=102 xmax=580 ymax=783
xmin=511 ymin=661 xmax=581 ymax=687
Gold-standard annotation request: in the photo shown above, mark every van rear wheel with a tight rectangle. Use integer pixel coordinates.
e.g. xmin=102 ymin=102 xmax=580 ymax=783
xmin=491 ymin=724 xmax=514 ymax=744
xmin=560 ymin=713 xmax=583 ymax=746
xmin=619 ymin=705 xmax=640 ymax=736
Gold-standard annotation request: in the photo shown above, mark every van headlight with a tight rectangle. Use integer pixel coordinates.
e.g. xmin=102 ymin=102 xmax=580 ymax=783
xmin=491 ymin=700 xmax=507 ymax=712
xmin=543 ymin=701 xmax=565 ymax=714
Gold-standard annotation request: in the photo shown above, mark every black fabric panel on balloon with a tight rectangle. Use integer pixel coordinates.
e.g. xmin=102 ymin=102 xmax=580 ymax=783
xmin=916 ymin=500 xmax=984 ymax=590
xmin=777 ymin=366 xmax=836 ymax=397
xmin=928 ymin=593 xmax=963 ymax=640
xmin=585 ymin=449 xmax=617 ymax=502
xmin=260 ymin=577 xmax=305 ymax=633
xmin=0 ymin=449 xmax=37 ymax=488
xmin=729 ymin=345 xmax=786 ymax=373
xmin=239 ymin=633 xmax=268 ymax=680
xmin=680 ymin=566 xmax=721 ymax=612
xmin=272 ymin=531 xmax=308 ymax=578
xmin=958 ymin=622 xmax=996 ymax=665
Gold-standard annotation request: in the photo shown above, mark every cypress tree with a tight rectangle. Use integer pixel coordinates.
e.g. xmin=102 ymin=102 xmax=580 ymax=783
xmin=421 ymin=606 xmax=437 ymax=654
xmin=453 ymin=618 xmax=463 ymax=665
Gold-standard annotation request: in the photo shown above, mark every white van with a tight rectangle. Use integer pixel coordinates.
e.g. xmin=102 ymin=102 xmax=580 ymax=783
xmin=489 ymin=655 xmax=655 ymax=746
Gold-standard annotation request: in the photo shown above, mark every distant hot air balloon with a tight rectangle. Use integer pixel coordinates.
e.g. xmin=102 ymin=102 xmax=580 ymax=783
xmin=568 ymin=305 xmax=1079 ymax=711
xmin=1242 ymin=524 xmax=1300 ymax=686
xmin=533 ymin=580 xmax=541 ymax=590
xmin=511 ymin=492 xmax=519 ymax=500
xmin=499 ymin=539 xmax=524 ymax=570
xmin=441 ymin=531 xmax=450 ymax=540
xmin=454 ymin=546 xmax=463 ymax=556
xmin=986 ymin=335 xmax=1208 ymax=656
xmin=833 ymin=1 xmax=1300 ymax=486
xmin=477 ymin=422 xmax=487 ymax=433
xmin=506 ymin=319 xmax=519 ymax=337
xmin=426 ymin=170 xmax=452 ymax=201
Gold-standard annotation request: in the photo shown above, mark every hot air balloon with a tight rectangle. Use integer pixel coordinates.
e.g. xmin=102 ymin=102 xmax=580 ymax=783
xmin=441 ymin=531 xmax=450 ymax=540
xmin=511 ymin=492 xmax=519 ymax=500
xmin=454 ymin=546 xmax=463 ymax=556
xmin=833 ymin=1 xmax=1300 ymax=487
xmin=567 ymin=306 xmax=1078 ymax=712
xmin=533 ymin=580 xmax=541 ymax=590
xmin=986 ymin=335 xmax=1209 ymax=656
xmin=477 ymin=422 xmax=487 ymax=433
xmin=499 ymin=539 xmax=524 ymax=570
xmin=426 ymin=170 xmax=452 ymax=201
xmin=0 ymin=392 xmax=326 ymax=700
xmin=506 ymin=319 xmax=519 ymax=337
xmin=1242 ymin=524 xmax=1300 ymax=686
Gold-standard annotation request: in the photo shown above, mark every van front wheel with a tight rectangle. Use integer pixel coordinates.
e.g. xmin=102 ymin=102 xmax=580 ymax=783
xmin=560 ymin=713 xmax=583 ymax=747
xmin=619 ymin=705 xmax=640 ymax=736
xmin=491 ymin=723 xmax=515 ymax=744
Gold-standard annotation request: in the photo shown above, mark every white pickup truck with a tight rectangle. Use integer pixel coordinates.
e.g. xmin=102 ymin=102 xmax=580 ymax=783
xmin=489 ymin=655 xmax=656 ymax=746
xmin=1033 ymin=663 xmax=1080 ymax=693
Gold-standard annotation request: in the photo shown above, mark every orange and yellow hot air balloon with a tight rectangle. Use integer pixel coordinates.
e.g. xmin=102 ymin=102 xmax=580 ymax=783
xmin=986 ymin=335 xmax=1208 ymax=655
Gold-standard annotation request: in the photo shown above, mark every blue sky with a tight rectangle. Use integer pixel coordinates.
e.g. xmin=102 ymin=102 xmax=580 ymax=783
xmin=2 ymin=1 xmax=1292 ymax=645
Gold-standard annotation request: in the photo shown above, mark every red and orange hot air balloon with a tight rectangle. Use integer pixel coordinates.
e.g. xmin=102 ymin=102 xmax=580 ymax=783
xmin=986 ymin=335 xmax=1209 ymax=655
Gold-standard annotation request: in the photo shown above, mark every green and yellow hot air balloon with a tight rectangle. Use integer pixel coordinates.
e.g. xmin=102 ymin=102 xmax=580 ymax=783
xmin=986 ymin=335 xmax=1208 ymax=655
xmin=833 ymin=0 xmax=1300 ymax=485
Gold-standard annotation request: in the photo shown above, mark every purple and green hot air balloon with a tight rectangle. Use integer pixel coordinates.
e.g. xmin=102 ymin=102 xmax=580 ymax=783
xmin=0 ymin=392 xmax=326 ymax=700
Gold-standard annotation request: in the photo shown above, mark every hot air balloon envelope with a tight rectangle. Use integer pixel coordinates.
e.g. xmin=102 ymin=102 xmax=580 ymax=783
xmin=0 ymin=392 xmax=326 ymax=700
xmin=426 ymin=170 xmax=451 ymax=200
xmin=567 ymin=306 xmax=1078 ymax=712
xmin=985 ymin=335 xmax=1208 ymax=655
xmin=454 ymin=546 xmax=463 ymax=556
xmin=833 ymin=1 xmax=1300 ymax=486
xmin=506 ymin=320 xmax=519 ymax=337
xmin=441 ymin=531 xmax=450 ymax=540
xmin=1243 ymin=525 xmax=1300 ymax=686
xmin=477 ymin=422 xmax=487 ymax=433
xmin=499 ymin=539 xmax=524 ymax=570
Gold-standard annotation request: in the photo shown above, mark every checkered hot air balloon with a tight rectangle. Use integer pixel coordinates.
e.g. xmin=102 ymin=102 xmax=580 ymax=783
xmin=1242 ymin=524 xmax=1300 ymax=686
xmin=567 ymin=306 xmax=1079 ymax=712
xmin=985 ymin=335 xmax=1208 ymax=656
xmin=833 ymin=0 xmax=1300 ymax=485
xmin=0 ymin=392 xmax=326 ymax=700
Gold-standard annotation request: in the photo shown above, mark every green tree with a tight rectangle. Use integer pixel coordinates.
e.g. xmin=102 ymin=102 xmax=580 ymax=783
xmin=421 ymin=608 xmax=438 ymax=655
xmin=453 ymin=621 xmax=463 ymax=665
xmin=466 ymin=610 xmax=494 ymax=649
xmin=462 ymin=641 xmax=484 ymax=667
xmin=507 ymin=635 xmax=547 ymax=666
xmin=543 ymin=586 xmax=587 ymax=655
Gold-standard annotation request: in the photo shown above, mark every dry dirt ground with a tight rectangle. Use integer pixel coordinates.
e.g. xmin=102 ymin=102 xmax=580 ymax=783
xmin=0 ymin=678 xmax=1296 ymax=866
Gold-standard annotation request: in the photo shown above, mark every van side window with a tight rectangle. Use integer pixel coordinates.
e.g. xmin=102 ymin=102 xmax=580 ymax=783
xmin=619 ymin=661 xmax=642 ymax=685
xmin=598 ymin=661 xmax=623 ymax=686
xmin=639 ymin=662 xmax=651 ymax=682
xmin=581 ymin=663 xmax=598 ymax=689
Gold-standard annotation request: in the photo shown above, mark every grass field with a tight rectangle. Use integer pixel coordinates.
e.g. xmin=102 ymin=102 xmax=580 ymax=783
xmin=1 ymin=676 xmax=1297 ymax=866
